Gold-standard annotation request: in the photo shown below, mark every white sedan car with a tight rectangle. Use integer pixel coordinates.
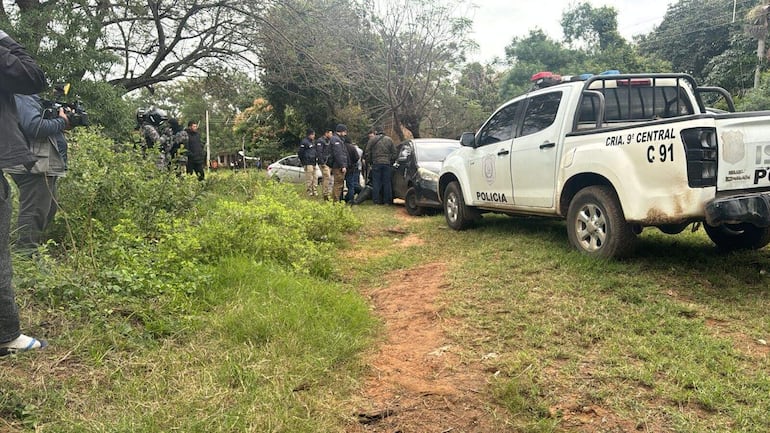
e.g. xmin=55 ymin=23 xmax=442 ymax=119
xmin=266 ymin=155 xmax=322 ymax=184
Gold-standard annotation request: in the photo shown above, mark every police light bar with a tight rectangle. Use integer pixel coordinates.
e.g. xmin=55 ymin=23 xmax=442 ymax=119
xmin=530 ymin=71 xmax=562 ymax=88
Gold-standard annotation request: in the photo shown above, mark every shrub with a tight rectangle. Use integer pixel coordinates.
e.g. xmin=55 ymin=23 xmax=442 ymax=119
xmin=50 ymin=128 xmax=204 ymax=251
xmin=18 ymin=129 xmax=361 ymax=344
xmin=169 ymin=181 xmax=360 ymax=277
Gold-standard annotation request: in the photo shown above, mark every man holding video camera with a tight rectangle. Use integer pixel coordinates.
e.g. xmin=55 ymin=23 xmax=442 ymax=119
xmin=0 ymin=29 xmax=49 ymax=356
xmin=5 ymin=92 xmax=69 ymax=254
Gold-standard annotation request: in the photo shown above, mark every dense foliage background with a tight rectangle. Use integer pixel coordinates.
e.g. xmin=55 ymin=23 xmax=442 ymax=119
xmin=3 ymin=0 xmax=770 ymax=158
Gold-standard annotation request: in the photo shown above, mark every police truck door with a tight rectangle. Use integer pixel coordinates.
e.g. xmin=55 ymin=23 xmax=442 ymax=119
xmin=510 ymin=90 xmax=567 ymax=208
xmin=467 ymin=100 xmax=523 ymax=208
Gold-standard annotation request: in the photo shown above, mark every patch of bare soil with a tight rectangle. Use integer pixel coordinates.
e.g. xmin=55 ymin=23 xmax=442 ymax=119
xmin=665 ymin=290 xmax=770 ymax=359
xmin=706 ymin=318 xmax=770 ymax=359
xmin=346 ymin=256 xmax=508 ymax=432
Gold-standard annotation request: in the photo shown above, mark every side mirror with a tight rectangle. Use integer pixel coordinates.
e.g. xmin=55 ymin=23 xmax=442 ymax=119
xmin=397 ymin=146 xmax=411 ymax=162
xmin=460 ymin=132 xmax=476 ymax=147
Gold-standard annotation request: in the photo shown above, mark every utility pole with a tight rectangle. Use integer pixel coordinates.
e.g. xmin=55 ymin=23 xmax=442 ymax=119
xmin=205 ymin=110 xmax=211 ymax=170
xmin=756 ymin=5 xmax=767 ymax=89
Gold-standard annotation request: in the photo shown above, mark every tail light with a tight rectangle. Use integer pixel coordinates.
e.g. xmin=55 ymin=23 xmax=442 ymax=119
xmin=681 ymin=127 xmax=717 ymax=187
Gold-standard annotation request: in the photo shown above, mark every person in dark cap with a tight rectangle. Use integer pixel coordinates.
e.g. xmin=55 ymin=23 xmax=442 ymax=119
xmin=365 ymin=126 xmax=396 ymax=205
xmin=298 ymin=128 xmax=318 ymax=196
xmin=330 ymin=124 xmax=349 ymax=202
xmin=343 ymin=136 xmax=362 ymax=204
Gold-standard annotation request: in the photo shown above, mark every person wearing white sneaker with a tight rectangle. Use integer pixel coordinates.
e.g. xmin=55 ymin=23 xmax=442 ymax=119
xmin=0 ymin=29 xmax=48 ymax=356
xmin=0 ymin=334 xmax=47 ymax=356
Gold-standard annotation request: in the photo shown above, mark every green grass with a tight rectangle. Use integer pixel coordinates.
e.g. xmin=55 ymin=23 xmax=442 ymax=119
xmin=1 ymin=257 xmax=374 ymax=433
xmin=296 ymin=203 xmax=770 ymax=432
xmin=0 ymin=171 xmax=375 ymax=432
xmin=410 ymin=213 xmax=770 ymax=432
xmin=3 ymin=171 xmax=770 ymax=432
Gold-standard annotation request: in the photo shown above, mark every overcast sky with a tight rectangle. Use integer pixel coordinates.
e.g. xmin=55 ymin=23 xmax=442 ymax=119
xmin=467 ymin=0 xmax=676 ymax=63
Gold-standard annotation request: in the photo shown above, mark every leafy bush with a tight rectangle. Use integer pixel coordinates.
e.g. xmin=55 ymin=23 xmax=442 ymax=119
xmin=16 ymin=129 xmax=361 ymax=346
xmin=168 ymin=180 xmax=360 ymax=278
xmin=50 ymin=128 xmax=204 ymax=250
xmin=735 ymin=71 xmax=770 ymax=112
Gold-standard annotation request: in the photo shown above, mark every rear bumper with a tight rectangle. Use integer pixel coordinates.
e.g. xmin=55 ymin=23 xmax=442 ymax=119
xmin=705 ymin=193 xmax=770 ymax=227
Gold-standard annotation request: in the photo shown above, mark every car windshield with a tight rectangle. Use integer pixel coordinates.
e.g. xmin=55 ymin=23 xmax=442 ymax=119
xmin=414 ymin=143 xmax=458 ymax=163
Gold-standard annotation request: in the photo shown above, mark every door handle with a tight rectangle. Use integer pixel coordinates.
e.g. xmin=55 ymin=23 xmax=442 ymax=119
xmin=539 ymin=142 xmax=556 ymax=149
xmin=497 ymin=149 xmax=510 ymax=156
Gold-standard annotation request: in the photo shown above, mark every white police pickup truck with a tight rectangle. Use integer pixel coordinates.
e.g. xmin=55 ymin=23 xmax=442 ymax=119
xmin=438 ymin=72 xmax=770 ymax=258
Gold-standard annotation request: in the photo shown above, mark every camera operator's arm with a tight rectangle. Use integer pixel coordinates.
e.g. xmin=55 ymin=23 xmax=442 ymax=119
xmin=0 ymin=30 xmax=46 ymax=94
xmin=14 ymin=94 xmax=66 ymax=139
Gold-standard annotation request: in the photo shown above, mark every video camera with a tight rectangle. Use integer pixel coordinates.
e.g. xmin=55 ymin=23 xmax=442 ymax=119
xmin=41 ymin=83 xmax=89 ymax=128
xmin=136 ymin=107 xmax=168 ymax=128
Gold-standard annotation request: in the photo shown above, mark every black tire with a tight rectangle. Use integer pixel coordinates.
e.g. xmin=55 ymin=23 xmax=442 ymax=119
xmin=443 ymin=181 xmax=475 ymax=230
xmin=566 ymin=185 xmax=636 ymax=259
xmin=704 ymin=223 xmax=770 ymax=252
xmin=405 ymin=187 xmax=425 ymax=216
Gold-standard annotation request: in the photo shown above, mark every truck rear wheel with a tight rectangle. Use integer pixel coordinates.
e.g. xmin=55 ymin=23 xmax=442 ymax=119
xmin=444 ymin=181 xmax=475 ymax=230
xmin=704 ymin=223 xmax=770 ymax=251
xmin=567 ymin=186 xmax=636 ymax=259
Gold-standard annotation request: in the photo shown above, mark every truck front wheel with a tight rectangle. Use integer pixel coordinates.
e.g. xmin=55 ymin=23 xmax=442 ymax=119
xmin=567 ymin=186 xmax=636 ymax=259
xmin=444 ymin=181 xmax=475 ymax=230
xmin=704 ymin=223 xmax=770 ymax=251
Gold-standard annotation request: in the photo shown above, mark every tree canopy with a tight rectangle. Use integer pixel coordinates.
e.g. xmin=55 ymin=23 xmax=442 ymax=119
xmin=5 ymin=0 xmax=770 ymax=153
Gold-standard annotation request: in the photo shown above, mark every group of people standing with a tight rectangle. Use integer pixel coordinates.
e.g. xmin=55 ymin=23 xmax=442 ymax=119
xmin=138 ymin=110 xmax=206 ymax=181
xmin=298 ymin=124 xmax=396 ymax=205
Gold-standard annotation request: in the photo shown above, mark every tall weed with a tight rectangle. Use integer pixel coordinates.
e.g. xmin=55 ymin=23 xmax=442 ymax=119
xmin=50 ymin=128 xmax=204 ymax=250
xmin=17 ymin=130 xmax=360 ymax=345
xmin=187 ymin=181 xmax=359 ymax=277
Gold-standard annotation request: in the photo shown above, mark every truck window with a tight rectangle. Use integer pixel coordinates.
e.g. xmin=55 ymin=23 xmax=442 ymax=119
xmin=478 ymin=101 xmax=521 ymax=146
xmin=579 ymin=85 xmax=694 ymax=125
xmin=521 ymin=92 xmax=562 ymax=137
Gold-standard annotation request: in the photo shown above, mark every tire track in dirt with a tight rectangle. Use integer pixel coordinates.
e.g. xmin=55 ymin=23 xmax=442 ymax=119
xmin=346 ymin=215 xmax=507 ymax=432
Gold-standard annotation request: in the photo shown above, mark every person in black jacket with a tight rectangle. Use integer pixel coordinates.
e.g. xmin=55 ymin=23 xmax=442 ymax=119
xmin=342 ymin=138 xmax=362 ymax=204
xmin=298 ymin=128 xmax=317 ymax=196
xmin=330 ymin=124 xmax=349 ymax=203
xmin=0 ymin=29 xmax=48 ymax=356
xmin=184 ymin=121 xmax=205 ymax=181
xmin=315 ymin=128 xmax=333 ymax=200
